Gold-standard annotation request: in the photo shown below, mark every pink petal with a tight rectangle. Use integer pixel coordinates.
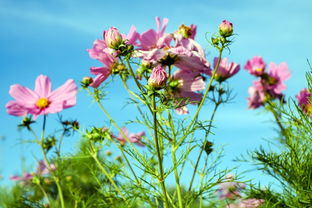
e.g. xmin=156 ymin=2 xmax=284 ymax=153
xmin=5 ymin=100 xmax=28 ymax=116
xmin=9 ymin=84 xmax=39 ymax=107
xmin=48 ymin=79 xmax=77 ymax=111
xmin=34 ymin=75 xmax=51 ymax=97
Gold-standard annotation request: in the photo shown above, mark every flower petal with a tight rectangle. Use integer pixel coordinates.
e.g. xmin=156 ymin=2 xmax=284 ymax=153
xmin=34 ymin=75 xmax=51 ymax=97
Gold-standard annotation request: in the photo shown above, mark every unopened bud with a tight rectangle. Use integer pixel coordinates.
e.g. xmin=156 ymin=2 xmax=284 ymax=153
xmin=104 ymin=27 xmax=123 ymax=49
xmin=81 ymin=77 xmax=93 ymax=88
xmin=148 ymin=65 xmax=168 ymax=89
xmin=219 ymin=20 xmax=233 ymax=37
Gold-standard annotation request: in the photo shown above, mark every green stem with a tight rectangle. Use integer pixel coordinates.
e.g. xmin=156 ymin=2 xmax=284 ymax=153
xmin=39 ymin=115 xmax=65 ymax=208
xmin=152 ymin=93 xmax=169 ymax=208
xmin=168 ymin=110 xmax=183 ymax=208
xmin=90 ymin=145 xmax=128 ymax=204
xmin=177 ymin=48 xmax=224 ymax=148
xmin=188 ymin=102 xmax=220 ymax=192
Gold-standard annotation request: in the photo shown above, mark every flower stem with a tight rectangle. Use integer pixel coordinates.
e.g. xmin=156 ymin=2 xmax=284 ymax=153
xmin=152 ymin=93 xmax=169 ymax=208
xmin=168 ymin=110 xmax=183 ymax=208
xmin=177 ymin=47 xmax=224 ymax=148
xmin=89 ymin=144 xmax=128 ymax=204
xmin=39 ymin=115 xmax=65 ymax=208
xmin=188 ymin=102 xmax=220 ymax=191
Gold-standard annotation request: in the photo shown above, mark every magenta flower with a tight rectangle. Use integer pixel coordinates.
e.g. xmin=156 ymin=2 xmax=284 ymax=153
xmin=6 ymin=75 xmax=77 ymax=119
xmin=10 ymin=160 xmax=56 ymax=182
xmin=88 ymin=46 xmax=117 ymax=88
xmin=296 ymin=88 xmax=312 ymax=116
xmin=214 ymin=57 xmax=240 ymax=82
xmin=114 ymin=128 xmax=145 ymax=146
xmin=139 ymin=16 xmax=172 ymax=50
xmin=36 ymin=160 xmax=56 ymax=175
xmin=148 ymin=65 xmax=168 ymax=88
xmin=244 ymin=56 xmax=266 ymax=76
xmin=215 ymin=174 xmax=246 ymax=200
xmin=219 ymin=20 xmax=233 ymax=37
xmin=267 ymin=62 xmax=290 ymax=94
xmin=247 ymin=80 xmax=266 ymax=109
xmin=227 ymin=198 xmax=265 ymax=208
xmin=10 ymin=173 xmax=33 ymax=182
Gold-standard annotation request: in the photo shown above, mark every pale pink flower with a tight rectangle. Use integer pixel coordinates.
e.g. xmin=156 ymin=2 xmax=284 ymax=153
xmin=219 ymin=20 xmax=233 ymax=37
xmin=6 ymin=75 xmax=77 ymax=119
xmin=296 ymin=88 xmax=312 ymax=116
xmin=227 ymin=198 xmax=265 ymax=208
xmin=244 ymin=56 xmax=266 ymax=76
xmin=10 ymin=173 xmax=33 ymax=182
xmin=10 ymin=160 xmax=56 ymax=182
xmin=215 ymin=174 xmax=246 ymax=200
xmin=139 ymin=16 xmax=172 ymax=50
xmin=171 ymin=70 xmax=205 ymax=114
xmin=148 ymin=65 xmax=168 ymax=88
xmin=104 ymin=27 xmax=123 ymax=49
xmin=169 ymin=46 xmax=211 ymax=75
xmin=214 ymin=57 xmax=240 ymax=81
xmin=114 ymin=128 xmax=145 ymax=146
xmin=36 ymin=160 xmax=56 ymax=175
xmin=247 ymin=80 xmax=266 ymax=109
xmin=88 ymin=48 xmax=117 ymax=88
xmin=267 ymin=62 xmax=290 ymax=94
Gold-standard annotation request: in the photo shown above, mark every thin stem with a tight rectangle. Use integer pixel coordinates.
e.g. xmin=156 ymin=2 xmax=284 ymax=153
xmin=38 ymin=115 xmax=65 ymax=208
xmin=152 ymin=93 xmax=169 ymax=208
xmin=188 ymin=102 xmax=220 ymax=191
xmin=168 ymin=110 xmax=183 ymax=208
xmin=37 ymin=182 xmax=51 ymax=205
xmin=177 ymin=48 xmax=224 ymax=148
xmin=90 ymin=144 xmax=128 ymax=204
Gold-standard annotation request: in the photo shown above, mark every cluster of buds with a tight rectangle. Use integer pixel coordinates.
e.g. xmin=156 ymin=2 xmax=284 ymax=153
xmin=244 ymin=56 xmax=290 ymax=109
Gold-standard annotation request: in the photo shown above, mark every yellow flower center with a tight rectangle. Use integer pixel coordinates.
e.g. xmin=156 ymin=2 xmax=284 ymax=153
xmin=36 ymin=98 xmax=49 ymax=109
xmin=255 ymin=68 xmax=263 ymax=73
xmin=305 ymin=104 xmax=312 ymax=115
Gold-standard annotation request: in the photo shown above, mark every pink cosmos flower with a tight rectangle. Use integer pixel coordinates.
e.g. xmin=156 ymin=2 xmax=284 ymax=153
xmin=244 ymin=56 xmax=266 ymax=76
xmin=10 ymin=160 xmax=56 ymax=182
xmin=267 ymin=62 xmax=290 ymax=94
xmin=6 ymin=75 xmax=77 ymax=119
xmin=113 ymin=128 xmax=145 ymax=146
xmin=171 ymin=70 xmax=205 ymax=114
xmin=148 ymin=65 xmax=168 ymax=88
xmin=296 ymin=88 xmax=312 ymax=116
xmin=169 ymin=45 xmax=211 ymax=75
xmin=214 ymin=57 xmax=240 ymax=81
xmin=36 ymin=160 xmax=56 ymax=175
xmin=247 ymin=80 xmax=266 ymax=109
xmin=139 ymin=16 xmax=172 ymax=50
xmin=10 ymin=173 xmax=33 ymax=182
xmin=89 ymin=49 xmax=117 ymax=88
xmin=227 ymin=198 xmax=265 ymax=208
xmin=215 ymin=174 xmax=246 ymax=200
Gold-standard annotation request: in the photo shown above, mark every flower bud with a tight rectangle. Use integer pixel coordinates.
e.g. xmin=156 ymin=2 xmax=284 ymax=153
xmin=81 ymin=77 xmax=93 ymax=88
xmin=148 ymin=65 xmax=168 ymax=89
xmin=104 ymin=27 xmax=123 ymax=49
xmin=218 ymin=20 xmax=233 ymax=37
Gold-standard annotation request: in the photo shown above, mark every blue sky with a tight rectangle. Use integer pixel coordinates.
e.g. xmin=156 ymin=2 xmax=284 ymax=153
xmin=1 ymin=0 xmax=312 ymax=189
